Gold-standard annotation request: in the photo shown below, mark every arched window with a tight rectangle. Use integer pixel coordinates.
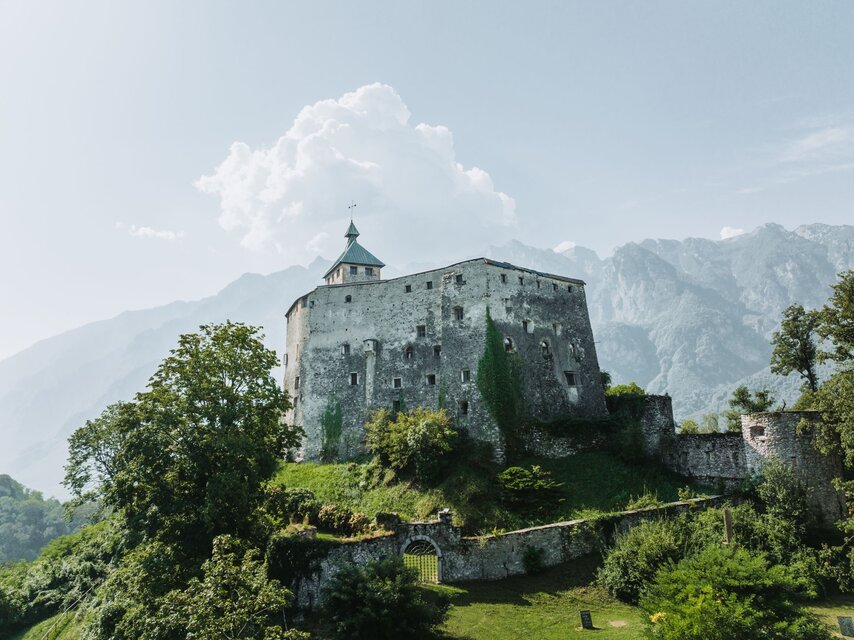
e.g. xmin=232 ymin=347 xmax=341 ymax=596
xmin=541 ymin=340 xmax=550 ymax=358
xmin=504 ymin=337 xmax=514 ymax=352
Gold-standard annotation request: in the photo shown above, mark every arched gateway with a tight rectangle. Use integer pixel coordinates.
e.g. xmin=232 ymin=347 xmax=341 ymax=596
xmin=401 ymin=536 xmax=442 ymax=583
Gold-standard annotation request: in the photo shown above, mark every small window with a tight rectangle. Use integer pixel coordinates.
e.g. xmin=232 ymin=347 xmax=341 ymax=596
xmin=345 ymin=295 xmax=352 ymax=303
xmin=553 ymin=323 xmax=562 ymax=336
xmin=460 ymin=369 xmax=471 ymax=383
xmin=536 ymin=280 xmax=541 ymax=289
xmin=458 ymin=400 xmax=469 ymax=416
xmin=350 ymin=266 xmax=358 ymax=275
xmin=284 ymin=354 xmax=288 ymax=365
xmin=301 ymin=297 xmax=307 ymax=308
xmin=426 ymin=374 xmax=436 ymax=386
xmin=790 ymin=456 xmax=798 ymax=470
xmin=393 ymin=377 xmax=402 ymax=389
xmin=350 ymin=372 xmax=359 ymax=386
xmin=404 ymin=346 xmax=414 ymax=359
xmin=567 ymin=284 xmax=573 ymax=292
xmin=553 ymin=283 xmax=558 ymax=291
xmin=500 ymin=274 xmax=507 ymax=284
xmin=705 ymin=451 xmax=712 ymax=463
xmin=750 ymin=425 xmax=765 ymax=439
xmin=392 ymin=400 xmax=401 ymax=415
xmin=426 ymin=281 xmax=433 ymax=290
xmin=294 ymin=376 xmax=300 ymax=389
xmin=455 ymin=274 xmax=464 ymax=285
xmin=522 ymin=320 xmax=528 ymax=333
xmin=342 ymin=343 xmax=350 ymax=355
xmin=504 ymin=337 xmax=514 ymax=352
xmin=433 ymin=345 xmax=442 ymax=357
xmin=564 ymin=371 xmax=577 ymax=386
xmin=454 ymin=306 xmax=464 ymax=320
xmin=518 ymin=276 xmax=524 ymax=285
xmin=541 ymin=340 xmax=550 ymax=357
xmin=405 ymin=284 xmax=412 ymax=293
xmin=416 ymin=325 xmax=426 ymax=338
xmin=365 ymin=267 xmax=374 ymax=276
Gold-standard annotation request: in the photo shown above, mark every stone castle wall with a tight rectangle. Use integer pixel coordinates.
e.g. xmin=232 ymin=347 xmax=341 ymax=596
xmin=284 ymin=259 xmax=607 ymax=461
xmin=668 ymin=433 xmax=747 ymax=490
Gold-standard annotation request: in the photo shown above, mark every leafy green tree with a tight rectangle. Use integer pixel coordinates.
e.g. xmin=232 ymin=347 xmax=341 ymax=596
xmin=724 ymin=386 xmax=774 ymax=432
xmin=321 ymin=557 xmax=449 ymax=640
xmin=364 ymin=407 xmax=457 ymax=484
xmin=816 ymin=269 xmax=854 ymax=366
xmin=496 ymin=465 xmax=564 ymax=518
xmin=770 ymin=304 xmax=820 ymax=392
xmin=164 ymin=535 xmax=296 ymax=640
xmin=679 ymin=416 xmax=718 ymax=434
xmin=600 ymin=370 xmax=612 ymax=391
xmin=64 ymin=322 xmax=302 ymax=554
xmin=604 ymin=382 xmax=645 ymax=397
xmin=640 ymin=546 xmax=830 ymax=640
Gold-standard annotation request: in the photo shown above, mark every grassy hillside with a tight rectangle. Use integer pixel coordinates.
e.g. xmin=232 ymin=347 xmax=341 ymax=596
xmin=8 ymin=613 xmax=84 ymax=640
xmin=272 ymin=451 xmax=702 ymax=534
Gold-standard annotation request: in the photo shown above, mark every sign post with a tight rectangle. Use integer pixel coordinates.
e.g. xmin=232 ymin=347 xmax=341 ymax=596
xmin=580 ymin=610 xmax=593 ymax=630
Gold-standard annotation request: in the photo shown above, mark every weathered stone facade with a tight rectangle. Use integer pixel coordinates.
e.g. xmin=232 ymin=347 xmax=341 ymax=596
xmin=285 ymin=253 xmax=607 ymax=460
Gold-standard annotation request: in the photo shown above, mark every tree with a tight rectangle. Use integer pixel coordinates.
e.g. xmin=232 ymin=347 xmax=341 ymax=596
xmin=365 ymin=407 xmax=457 ymax=484
xmin=604 ymin=382 xmax=645 ymax=397
xmin=816 ymin=269 xmax=854 ymax=366
xmin=600 ymin=370 xmax=612 ymax=391
xmin=771 ymin=304 xmax=820 ymax=392
xmin=64 ymin=322 xmax=302 ymax=553
xmin=640 ymin=546 xmax=831 ymax=640
xmin=724 ymin=386 xmax=774 ymax=432
xmin=322 ymin=557 xmax=449 ymax=640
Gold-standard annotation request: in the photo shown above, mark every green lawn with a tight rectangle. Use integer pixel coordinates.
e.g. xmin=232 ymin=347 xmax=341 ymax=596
xmin=435 ymin=555 xmax=645 ymax=639
xmin=810 ymin=595 xmax=854 ymax=638
xmin=272 ymin=452 xmax=704 ymax=534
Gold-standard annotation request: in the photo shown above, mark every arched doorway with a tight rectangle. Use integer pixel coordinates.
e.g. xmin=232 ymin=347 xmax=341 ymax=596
xmin=401 ymin=536 xmax=442 ymax=583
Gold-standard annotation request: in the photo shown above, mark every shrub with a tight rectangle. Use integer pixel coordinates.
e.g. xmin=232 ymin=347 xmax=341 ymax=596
xmin=265 ymin=486 xmax=320 ymax=525
xmin=321 ymin=557 xmax=450 ymax=640
xmin=497 ymin=465 xmax=564 ymax=518
xmin=317 ymin=504 xmax=354 ymax=535
xmin=364 ymin=408 xmax=458 ymax=484
xmin=522 ymin=545 xmax=546 ymax=574
xmin=597 ymin=518 xmax=687 ymax=603
xmin=605 ymin=382 xmax=645 ymax=397
xmin=640 ymin=545 xmax=831 ymax=640
xmin=625 ymin=489 xmax=664 ymax=510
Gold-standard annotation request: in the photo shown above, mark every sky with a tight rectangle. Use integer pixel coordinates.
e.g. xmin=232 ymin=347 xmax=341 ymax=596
xmin=1 ymin=1 xmax=853 ymax=361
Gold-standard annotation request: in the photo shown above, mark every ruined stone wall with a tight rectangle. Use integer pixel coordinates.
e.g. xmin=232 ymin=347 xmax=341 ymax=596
xmin=293 ymin=497 xmax=728 ymax=609
xmin=668 ymin=434 xmax=748 ymax=490
xmin=284 ymin=259 xmax=607 ymax=460
xmin=639 ymin=395 xmax=677 ymax=459
xmin=742 ymin=412 xmax=846 ymax=525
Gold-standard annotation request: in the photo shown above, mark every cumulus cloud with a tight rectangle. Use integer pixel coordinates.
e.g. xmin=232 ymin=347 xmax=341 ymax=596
xmin=195 ymin=83 xmax=517 ymax=266
xmin=719 ymin=226 xmax=745 ymax=240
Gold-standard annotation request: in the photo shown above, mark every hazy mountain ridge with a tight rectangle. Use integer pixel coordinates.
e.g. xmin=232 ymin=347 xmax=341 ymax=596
xmin=1 ymin=223 xmax=851 ymax=497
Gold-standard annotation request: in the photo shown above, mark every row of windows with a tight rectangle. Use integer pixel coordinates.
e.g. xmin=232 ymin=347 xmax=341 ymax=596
xmin=499 ymin=272 xmax=574 ymax=292
xmin=295 ymin=368 xmax=575 ymax=390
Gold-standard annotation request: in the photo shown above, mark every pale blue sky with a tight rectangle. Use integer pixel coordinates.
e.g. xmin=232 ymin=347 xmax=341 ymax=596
xmin=1 ymin=1 xmax=852 ymax=360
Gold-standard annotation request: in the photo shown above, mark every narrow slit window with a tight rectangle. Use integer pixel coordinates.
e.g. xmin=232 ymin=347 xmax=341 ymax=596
xmin=350 ymin=372 xmax=358 ymax=386
xmin=536 ymin=280 xmax=541 ymax=289
xmin=294 ymin=376 xmax=300 ymax=389
xmin=553 ymin=323 xmax=562 ymax=336
xmin=426 ymin=374 xmax=436 ymax=386
xmin=553 ymin=283 xmax=558 ymax=291
xmin=518 ymin=276 xmax=524 ymax=285
xmin=500 ymin=273 xmax=507 ymax=284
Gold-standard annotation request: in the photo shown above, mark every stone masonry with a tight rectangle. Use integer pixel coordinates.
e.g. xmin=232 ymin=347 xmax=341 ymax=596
xmin=284 ymin=224 xmax=607 ymax=460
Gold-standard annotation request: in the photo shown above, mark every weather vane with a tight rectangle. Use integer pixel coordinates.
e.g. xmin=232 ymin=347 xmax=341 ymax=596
xmin=348 ymin=201 xmax=357 ymax=221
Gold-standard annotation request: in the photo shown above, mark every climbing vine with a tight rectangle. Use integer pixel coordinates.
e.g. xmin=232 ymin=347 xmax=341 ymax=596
xmin=477 ymin=308 xmax=524 ymax=455
xmin=320 ymin=398 xmax=343 ymax=463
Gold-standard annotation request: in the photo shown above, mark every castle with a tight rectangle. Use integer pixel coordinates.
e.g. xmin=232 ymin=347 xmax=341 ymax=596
xmin=284 ymin=222 xmax=608 ymax=459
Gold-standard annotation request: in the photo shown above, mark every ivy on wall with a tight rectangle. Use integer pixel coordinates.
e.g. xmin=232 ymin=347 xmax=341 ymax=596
xmin=477 ymin=308 xmax=524 ymax=456
xmin=320 ymin=398 xmax=343 ymax=463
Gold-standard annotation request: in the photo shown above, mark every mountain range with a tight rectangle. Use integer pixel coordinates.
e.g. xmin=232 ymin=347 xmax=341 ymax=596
xmin=1 ymin=222 xmax=851 ymax=497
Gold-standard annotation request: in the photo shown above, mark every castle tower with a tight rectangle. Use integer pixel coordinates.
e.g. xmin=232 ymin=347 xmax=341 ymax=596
xmin=323 ymin=221 xmax=385 ymax=285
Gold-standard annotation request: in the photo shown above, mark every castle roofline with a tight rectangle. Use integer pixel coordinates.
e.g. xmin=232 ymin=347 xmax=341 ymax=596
xmin=287 ymin=257 xmax=587 ymax=317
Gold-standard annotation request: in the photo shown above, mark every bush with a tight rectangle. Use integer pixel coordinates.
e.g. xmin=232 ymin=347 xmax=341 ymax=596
xmin=364 ymin=408 xmax=458 ymax=484
xmin=321 ymin=557 xmax=449 ymax=640
xmin=640 ymin=545 xmax=831 ymax=640
xmin=265 ymin=486 xmax=320 ymax=525
xmin=522 ymin=545 xmax=546 ymax=574
xmin=605 ymin=382 xmax=645 ymax=397
xmin=266 ymin=531 xmax=340 ymax=587
xmin=497 ymin=465 xmax=564 ymax=518
xmin=317 ymin=504 xmax=354 ymax=535
xmin=597 ymin=518 xmax=686 ymax=603
xmin=625 ymin=489 xmax=664 ymax=510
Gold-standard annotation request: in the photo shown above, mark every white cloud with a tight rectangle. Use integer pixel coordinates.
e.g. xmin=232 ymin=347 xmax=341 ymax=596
xmin=719 ymin=226 xmax=745 ymax=240
xmin=127 ymin=225 xmax=184 ymax=241
xmin=778 ymin=125 xmax=854 ymax=163
xmin=195 ymin=83 xmax=517 ymax=266
xmin=553 ymin=240 xmax=576 ymax=253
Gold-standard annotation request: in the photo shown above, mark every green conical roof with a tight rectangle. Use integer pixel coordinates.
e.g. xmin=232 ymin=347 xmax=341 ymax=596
xmin=324 ymin=222 xmax=385 ymax=278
